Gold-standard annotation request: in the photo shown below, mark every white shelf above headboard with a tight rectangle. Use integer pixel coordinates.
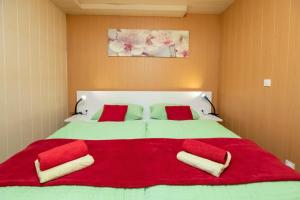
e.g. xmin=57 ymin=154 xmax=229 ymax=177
xmin=76 ymin=91 xmax=213 ymax=119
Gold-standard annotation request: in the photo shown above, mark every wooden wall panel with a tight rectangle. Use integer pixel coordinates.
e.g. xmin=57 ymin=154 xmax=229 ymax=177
xmin=67 ymin=14 xmax=221 ymax=112
xmin=0 ymin=0 xmax=68 ymax=162
xmin=220 ymin=0 xmax=300 ymax=170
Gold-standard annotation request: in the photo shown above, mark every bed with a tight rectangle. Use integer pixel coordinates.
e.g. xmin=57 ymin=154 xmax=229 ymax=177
xmin=1 ymin=91 xmax=300 ymax=200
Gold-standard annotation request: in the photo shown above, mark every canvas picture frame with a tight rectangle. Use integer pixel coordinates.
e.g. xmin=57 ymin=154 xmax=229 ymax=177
xmin=108 ymin=28 xmax=189 ymax=58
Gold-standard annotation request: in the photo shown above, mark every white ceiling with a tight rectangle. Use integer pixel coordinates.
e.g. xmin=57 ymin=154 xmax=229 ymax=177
xmin=51 ymin=0 xmax=234 ymax=17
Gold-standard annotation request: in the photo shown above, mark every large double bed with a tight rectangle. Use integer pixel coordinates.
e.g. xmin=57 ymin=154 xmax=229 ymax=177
xmin=1 ymin=91 xmax=300 ymax=200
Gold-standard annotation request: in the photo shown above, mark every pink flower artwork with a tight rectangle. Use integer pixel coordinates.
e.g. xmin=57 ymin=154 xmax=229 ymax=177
xmin=108 ymin=29 xmax=189 ymax=58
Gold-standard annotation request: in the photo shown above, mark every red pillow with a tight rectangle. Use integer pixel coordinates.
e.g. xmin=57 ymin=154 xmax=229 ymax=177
xmin=165 ymin=106 xmax=193 ymax=120
xmin=98 ymin=105 xmax=128 ymax=122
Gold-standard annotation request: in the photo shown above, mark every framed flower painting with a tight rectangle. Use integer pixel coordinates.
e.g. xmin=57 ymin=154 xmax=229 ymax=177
xmin=108 ymin=28 xmax=189 ymax=58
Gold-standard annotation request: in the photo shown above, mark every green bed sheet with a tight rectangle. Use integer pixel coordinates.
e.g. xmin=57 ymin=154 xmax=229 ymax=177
xmin=48 ymin=120 xmax=147 ymax=140
xmin=146 ymin=119 xmax=239 ymax=138
xmin=1 ymin=120 xmax=300 ymax=200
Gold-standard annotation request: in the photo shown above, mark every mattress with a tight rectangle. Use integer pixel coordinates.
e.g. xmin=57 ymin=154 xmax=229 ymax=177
xmin=1 ymin=120 xmax=300 ymax=200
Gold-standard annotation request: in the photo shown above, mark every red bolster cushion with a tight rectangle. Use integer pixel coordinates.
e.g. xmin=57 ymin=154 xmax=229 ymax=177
xmin=38 ymin=140 xmax=88 ymax=171
xmin=165 ymin=106 xmax=193 ymax=120
xmin=182 ymin=139 xmax=228 ymax=164
xmin=98 ymin=105 xmax=128 ymax=122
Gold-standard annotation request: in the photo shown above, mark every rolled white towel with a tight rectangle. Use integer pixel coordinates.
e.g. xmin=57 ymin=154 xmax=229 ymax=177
xmin=177 ymin=151 xmax=231 ymax=177
xmin=35 ymin=154 xmax=94 ymax=183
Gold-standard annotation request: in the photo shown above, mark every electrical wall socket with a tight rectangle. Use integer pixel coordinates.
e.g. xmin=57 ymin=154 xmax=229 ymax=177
xmin=264 ymin=79 xmax=272 ymax=87
xmin=285 ymin=160 xmax=296 ymax=170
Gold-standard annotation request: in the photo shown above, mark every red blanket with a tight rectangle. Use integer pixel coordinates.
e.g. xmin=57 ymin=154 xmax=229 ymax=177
xmin=0 ymin=138 xmax=300 ymax=188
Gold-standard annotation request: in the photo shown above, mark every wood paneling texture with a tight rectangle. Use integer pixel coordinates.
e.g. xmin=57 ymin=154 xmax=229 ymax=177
xmin=0 ymin=0 xmax=68 ymax=162
xmin=219 ymin=0 xmax=300 ymax=170
xmin=67 ymin=14 xmax=221 ymax=112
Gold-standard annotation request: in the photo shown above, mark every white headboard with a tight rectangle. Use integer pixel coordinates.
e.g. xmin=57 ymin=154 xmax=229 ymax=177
xmin=76 ymin=91 xmax=213 ymax=119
